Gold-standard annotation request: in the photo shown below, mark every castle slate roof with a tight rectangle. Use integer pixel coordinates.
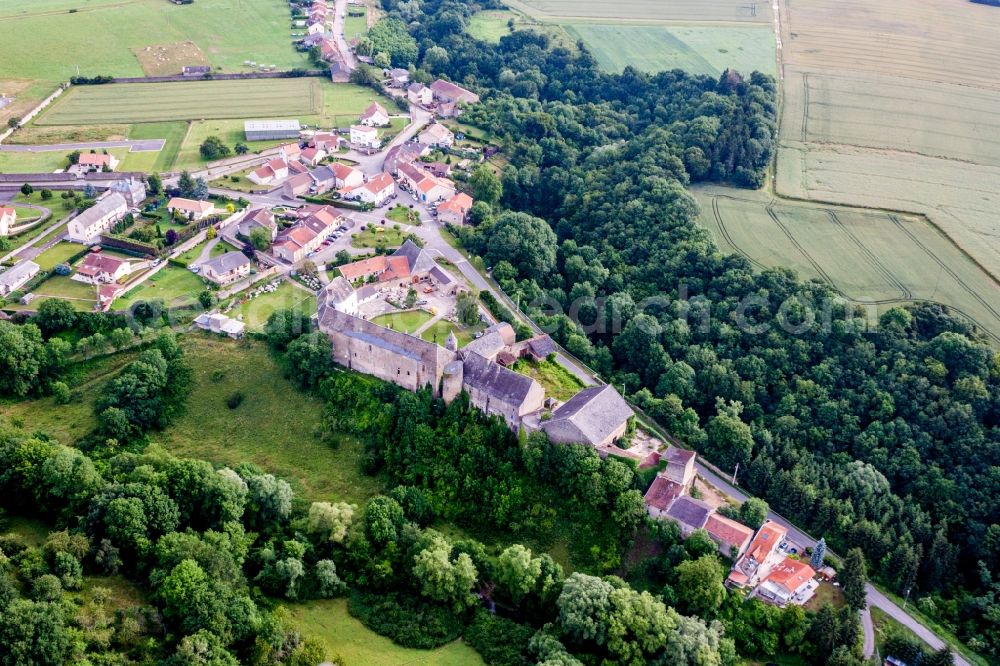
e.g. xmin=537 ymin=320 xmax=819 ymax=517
xmin=324 ymin=276 xmax=355 ymax=307
xmin=463 ymin=322 xmax=515 ymax=359
xmin=542 ymin=384 xmax=634 ymax=446
xmin=319 ymin=307 xmax=454 ymax=368
xmin=665 ymin=496 xmax=712 ymax=531
xmin=461 ymin=351 xmax=539 ymax=407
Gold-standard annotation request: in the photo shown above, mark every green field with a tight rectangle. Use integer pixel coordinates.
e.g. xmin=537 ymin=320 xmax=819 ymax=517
xmin=564 ymin=24 xmax=776 ymax=76
xmin=0 ymin=147 xmax=130 ymax=173
xmin=345 ymin=7 xmax=369 ymax=41
xmin=695 ymin=187 xmax=1000 ymax=343
xmin=0 ymin=0 xmax=307 ymax=85
xmin=289 ymin=599 xmax=483 ymax=666
xmin=36 ymin=79 xmax=321 ymax=126
xmin=129 ymin=121 xmax=186 ymax=172
xmin=468 ymin=10 xmax=518 ymax=42
xmin=156 ymin=336 xmax=381 ymax=506
xmin=115 ymin=265 xmax=206 ymax=310
xmin=233 ymin=281 xmax=317 ymax=330
xmin=371 ymin=309 xmax=434 ymax=334
xmin=505 ymin=0 xmax=771 ymax=22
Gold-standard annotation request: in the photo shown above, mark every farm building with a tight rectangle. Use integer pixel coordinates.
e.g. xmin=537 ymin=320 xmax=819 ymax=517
xmin=182 ymin=65 xmax=211 ymax=76
xmin=245 ymin=119 xmax=302 ymax=141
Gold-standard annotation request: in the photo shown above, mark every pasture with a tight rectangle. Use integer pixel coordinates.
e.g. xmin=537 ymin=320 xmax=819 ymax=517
xmin=563 ymin=24 xmax=776 ymax=76
xmin=504 ymin=0 xmax=771 ymax=22
xmin=35 ymin=78 xmax=322 ymax=126
xmin=0 ymin=0 xmax=306 ymax=85
xmin=694 ymin=187 xmax=1000 ymax=343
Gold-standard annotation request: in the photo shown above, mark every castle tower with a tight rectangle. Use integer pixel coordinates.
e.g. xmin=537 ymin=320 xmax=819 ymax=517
xmin=445 ymin=330 xmax=458 ymax=352
xmin=442 ymin=360 xmax=463 ymax=404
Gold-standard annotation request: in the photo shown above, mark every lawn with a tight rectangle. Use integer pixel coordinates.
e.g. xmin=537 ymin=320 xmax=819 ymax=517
xmin=803 ymin=581 xmax=845 ymax=612
xmin=288 ymin=598 xmax=483 ymax=666
xmin=172 ymin=239 xmax=213 ymax=266
xmin=351 ymin=226 xmax=407 ymax=249
xmin=33 ymin=241 xmax=83 ymax=270
xmin=0 ymin=147 xmax=129 ymax=173
xmin=24 ymin=275 xmax=98 ymax=311
xmin=174 ymin=118 xmax=292 ymax=172
xmin=210 ymin=166 xmax=275 ymax=194
xmin=562 ymin=24 xmax=777 ymax=76
xmin=511 ymin=358 xmax=583 ymax=402
xmin=155 ymin=336 xmax=382 ymax=506
xmin=0 ymin=0 xmax=308 ymax=85
xmin=307 ymin=83 xmax=396 ymax=129
xmin=232 ymin=281 xmax=317 ymax=330
xmin=36 ymin=79 xmax=322 ymax=126
xmin=115 ymin=265 xmax=206 ymax=310
xmin=345 ymin=7 xmax=369 ymax=40
xmin=468 ymin=10 xmax=518 ymax=42
xmin=371 ymin=309 xmax=434 ymax=334
xmin=129 ymin=122 xmax=186 ymax=172
xmin=386 ymin=204 xmax=421 ymax=225
xmin=420 ymin=319 xmax=481 ymax=347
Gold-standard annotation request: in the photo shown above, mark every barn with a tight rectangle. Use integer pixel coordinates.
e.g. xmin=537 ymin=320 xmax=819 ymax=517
xmin=244 ymin=119 xmax=302 ymax=141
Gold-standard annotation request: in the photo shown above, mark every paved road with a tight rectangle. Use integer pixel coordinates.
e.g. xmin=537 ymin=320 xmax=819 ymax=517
xmin=0 ymin=139 xmax=165 ymax=153
xmin=861 ymin=606 xmax=875 ymax=659
xmin=332 ymin=0 xmax=359 ymax=73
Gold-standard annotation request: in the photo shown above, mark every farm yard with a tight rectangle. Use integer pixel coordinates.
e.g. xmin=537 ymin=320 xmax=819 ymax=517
xmin=694 ymin=187 xmax=1000 ymax=343
xmin=563 ymin=24 xmax=776 ymax=76
xmin=35 ymin=79 xmax=322 ymax=126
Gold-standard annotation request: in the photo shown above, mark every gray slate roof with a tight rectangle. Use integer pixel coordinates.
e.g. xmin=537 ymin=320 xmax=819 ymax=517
xmin=74 ymin=192 xmax=126 ymax=226
xmin=461 ymin=351 xmax=539 ymax=406
xmin=0 ymin=260 xmax=39 ymax=288
xmin=392 ymin=239 xmax=436 ymax=274
xmin=463 ymin=322 xmax=514 ymax=359
xmin=324 ymin=276 xmax=355 ymax=307
xmin=319 ymin=306 xmax=454 ymax=369
xmin=665 ymin=496 xmax=712 ymax=530
xmin=203 ymin=251 xmax=251 ymax=274
xmin=311 ymin=165 xmax=337 ymax=184
xmin=541 ymin=384 xmax=634 ymax=446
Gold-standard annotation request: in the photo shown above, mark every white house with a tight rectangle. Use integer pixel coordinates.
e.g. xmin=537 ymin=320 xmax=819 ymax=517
xmin=418 ymin=123 xmax=454 ymax=148
xmin=359 ymin=101 xmax=390 ymax=127
xmin=167 ymin=197 xmax=215 ymax=221
xmin=407 ymin=82 xmax=433 ymax=106
xmin=349 ymin=172 xmax=395 ymax=206
xmin=66 ymin=192 xmax=129 ymax=244
xmin=0 ymin=207 xmax=15 ymax=236
xmin=72 ymin=252 xmax=131 ymax=285
xmin=200 ymin=252 xmax=252 ymax=285
xmin=299 ymin=146 xmax=327 ymax=166
xmin=78 ymin=152 xmax=119 ymax=172
xmin=349 ymin=125 xmax=381 ymax=150
xmin=0 ymin=260 xmax=40 ymax=296
xmin=436 ymin=192 xmax=473 ymax=225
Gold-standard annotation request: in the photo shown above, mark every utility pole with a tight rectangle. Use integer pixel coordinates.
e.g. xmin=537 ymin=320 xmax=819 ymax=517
xmin=731 ymin=462 xmax=740 ymax=486
xmin=902 ymin=586 xmax=911 ymax=610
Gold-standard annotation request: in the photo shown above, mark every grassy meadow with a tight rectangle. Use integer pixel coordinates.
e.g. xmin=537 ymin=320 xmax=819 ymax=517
xmin=505 ymin=0 xmax=771 ymax=22
xmin=371 ymin=309 xmax=435 ymax=334
xmin=563 ymin=24 xmax=776 ymax=76
xmin=231 ymin=281 xmax=317 ymax=330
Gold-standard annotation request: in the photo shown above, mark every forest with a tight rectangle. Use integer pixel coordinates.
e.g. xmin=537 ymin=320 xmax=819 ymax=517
xmin=372 ymin=0 xmax=1000 ymax=658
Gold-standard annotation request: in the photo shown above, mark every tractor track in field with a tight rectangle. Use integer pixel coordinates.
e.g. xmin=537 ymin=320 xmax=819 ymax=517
xmin=826 ymin=209 xmax=912 ymax=300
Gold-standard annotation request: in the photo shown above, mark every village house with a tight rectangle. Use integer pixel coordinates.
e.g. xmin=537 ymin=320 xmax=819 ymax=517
xmin=383 ymin=142 xmax=430 ymax=174
xmin=66 ymin=192 xmax=129 ymax=244
xmin=330 ymin=162 xmax=365 ymax=190
xmin=426 ymin=162 xmax=452 ymax=178
xmin=756 ymin=557 xmax=817 ymax=606
xmin=359 ymin=101 xmax=390 ymax=127
xmin=97 ymin=284 xmax=124 ymax=312
xmin=407 ymin=82 xmax=434 ymax=106
xmin=418 ymin=123 xmax=454 ymax=149
xmin=662 ymin=446 xmax=697 ymax=491
xmin=727 ymin=520 xmax=788 ymax=589
xmin=463 ymin=322 xmax=517 ymax=361
xmin=346 ymin=172 xmax=395 ymax=206
xmin=248 ymin=158 xmax=290 ymax=185
xmin=0 ymin=207 xmax=15 ymax=236
xmin=520 ymin=334 xmax=557 ymax=361
xmin=319 ymin=40 xmax=338 ymax=62
xmin=388 ymin=68 xmax=409 ymax=87
xmin=299 ymin=146 xmax=326 ymax=167
xmin=271 ymin=207 xmax=340 ymax=263
xmin=194 ymin=312 xmax=245 ymax=339
xmin=200 ymin=252 xmax=252 ymax=286
xmin=236 ymin=208 xmax=277 ymax=240
xmin=279 ymin=143 xmax=302 ymax=161
xmin=283 ymin=172 xmax=315 ymax=199
xmin=308 ymin=131 xmax=340 ymax=152
xmin=72 ymin=252 xmax=131 ymax=285
xmin=664 ymin=496 xmax=714 ymax=537
xmin=397 ymin=162 xmax=455 ymax=202
xmin=167 ymin=197 xmax=215 ymax=221
xmin=307 ymin=21 xmax=325 ymax=36
xmin=322 ymin=276 xmax=379 ymax=316
xmin=77 ymin=152 xmax=119 ymax=172
xmin=349 ymin=125 xmax=381 ymax=150
xmin=644 ymin=474 xmax=686 ymax=519
xmin=541 ymin=384 xmax=635 ymax=449
xmin=0 ymin=260 xmax=40 ymax=296
xmin=430 ymin=79 xmax=480 ymax=106
xmin=437 ymin=192 xmax=473 ymax=225
xmin=705 ymin=514 xmax=756 ymax=560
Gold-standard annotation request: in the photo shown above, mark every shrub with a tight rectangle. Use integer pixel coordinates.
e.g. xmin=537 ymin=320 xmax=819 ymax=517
xmin=226 ymin=392 xmax=245 ymax=410
xmin=348 ymin=592 xmax=466 ymax=649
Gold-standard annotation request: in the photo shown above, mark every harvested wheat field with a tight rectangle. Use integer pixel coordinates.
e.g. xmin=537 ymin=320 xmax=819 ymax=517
xmin=133 ymin=42 xmax=210 ymax=77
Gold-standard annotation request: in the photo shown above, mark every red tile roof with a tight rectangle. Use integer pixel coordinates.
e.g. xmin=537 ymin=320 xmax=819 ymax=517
xmin=763 ymin=557 xmax=815 ymax=592
xmin=364 ymin=172 xmax=394 ymax=194
xmin=744 ymin=520 xmax=787 ymax=565
xmin=438 ymin=192 xmax=473 ymax=214
xmin=340 ymin=255 xmax=389 ymax=281
xmin=78 ymin=153 xmax=112 ymax=166
xmin=77 ymin=253 xmax=127 ymax=277
xmin=705 ymin=514 xmax=754 ymax=550
xmin=644 ymin=474 xmax=683 ymax=512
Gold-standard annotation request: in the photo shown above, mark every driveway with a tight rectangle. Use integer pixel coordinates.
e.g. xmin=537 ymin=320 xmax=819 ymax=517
xmin=0 ymin=139 xmax=165 ymax=152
